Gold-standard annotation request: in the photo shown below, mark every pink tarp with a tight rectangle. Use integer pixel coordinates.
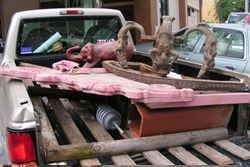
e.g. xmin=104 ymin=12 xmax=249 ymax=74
xmin=1 ymin=66 xmax=250 ymax=109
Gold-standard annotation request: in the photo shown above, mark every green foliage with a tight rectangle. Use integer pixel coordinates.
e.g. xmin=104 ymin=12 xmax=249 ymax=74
xmin=214 ymin=0 xmax=245 ymax=22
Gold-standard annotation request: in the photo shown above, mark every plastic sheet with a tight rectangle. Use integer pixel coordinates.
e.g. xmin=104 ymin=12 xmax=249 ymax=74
xmin=33 ymin=32 xmax=62 ymax=53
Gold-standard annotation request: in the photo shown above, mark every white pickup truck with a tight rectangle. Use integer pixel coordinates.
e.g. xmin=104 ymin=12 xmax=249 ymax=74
xmin=1 ymin=8 xmax=250 ymax=165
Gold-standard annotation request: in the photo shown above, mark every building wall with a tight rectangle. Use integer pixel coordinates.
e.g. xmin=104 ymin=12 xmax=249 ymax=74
xmin=169 ymin=0 xmax=180 ymax=32
xmin=187 ymin=8 xmax=199 ymax=26
xmin=1 ymin=0 xmax=40 ymax=40
xmin=134 ymin=0 xmax=158 ymax=44
xmin=202 ymin=0 xmax=219 ymax=23
xmin=180 ymin=0 xmax=202 ymax=28
xmin=179 ymin=0 xmax=187 ymax=29
xmin=149 ymin=0 xmax=158 ymax=35
xmin=167 ymin=0 xmax=201 ymax=31
xmin=0 ymin=0 xmax=202 ymax=43
xmin=188 ymin=0 xmax=200 ymax=10
xmin=133 ymin=0 xmax=202 ymax=44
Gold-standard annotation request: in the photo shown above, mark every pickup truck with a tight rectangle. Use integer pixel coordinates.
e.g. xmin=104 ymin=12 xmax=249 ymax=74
xmin=1 ymin=8 xmax=250 ymax=165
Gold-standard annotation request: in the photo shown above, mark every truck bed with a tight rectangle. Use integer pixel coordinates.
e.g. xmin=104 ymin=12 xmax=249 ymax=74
xmin=25 ymin=80 xmax=250 ymax=165
xmin=1 ymin=62 xmax=249 ymax=165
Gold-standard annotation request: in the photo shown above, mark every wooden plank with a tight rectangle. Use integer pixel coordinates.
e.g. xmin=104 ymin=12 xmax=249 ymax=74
xmin=30 ymin=96 xmax=66 ymax=165
xmin=237 ymin=104 xmax=249 ymax=136
xmin=46 ymin=128 xmax=228 ymax=163
xmin=215 ymin=140 xmax=250 ymax=160
xmin=39 ymin=84 xmax=101 ymax=165
xmin=24 ymin=80 xmax=66 ymax=165
xmin=123 ymin=125 xmax=174 ymax=165
xmin=47 ymin=96 xmax=101 ymax=165
xmin=168 ymin=147 xmax=207 ymax=165
xmin=59 ymin=85 xmax=137 ymax=165
xmin=142 ymin=150 xmax=174 ymax=165
xmin=69 ymin=100 xmax=136 ymax=165
xmin=20 ymin=62 xmax=51 ymax=69
xmin=192 ymin=143 xmax=233 ymax=165
xmin=30 ymin=97 xmax=59 ymax=151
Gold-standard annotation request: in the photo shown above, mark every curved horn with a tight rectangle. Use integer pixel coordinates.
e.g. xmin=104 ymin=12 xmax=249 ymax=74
xmin=182 ymin=23 xmax=217 ymax=78
xmin=182 ymin=23 xmax=216 ymax=46
xmin=118 ymin=21 xmax=146 ymax=39
xmin=115 ymin=21 xmax=147 ymax=68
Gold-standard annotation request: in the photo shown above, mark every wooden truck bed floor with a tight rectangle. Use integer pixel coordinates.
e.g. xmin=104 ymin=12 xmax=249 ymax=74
xmin=24 ymin=80 xmax=250 ymax=166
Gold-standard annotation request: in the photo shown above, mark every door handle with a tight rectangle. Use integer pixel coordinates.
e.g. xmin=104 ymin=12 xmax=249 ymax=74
xmin=183 ymin=52 xmax=189 ymax=55
xmin=225 ymin=65 xmax=236 ymax=70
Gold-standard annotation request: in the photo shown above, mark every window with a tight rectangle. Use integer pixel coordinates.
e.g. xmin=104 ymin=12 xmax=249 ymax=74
xmin=227 ymin=32 xmax=244 ymax=58
xmin=200 ymin=28 xmax=244 ymax=59
xmin=17 ymin=16 xmax=122 ymax=56
xmin=188 ymin=8 xmax=191 ymax=16
xmin=160 ymin=0 xmax=169 ymax=24
xmin=173 ymin=29 xmax=203 ymax=51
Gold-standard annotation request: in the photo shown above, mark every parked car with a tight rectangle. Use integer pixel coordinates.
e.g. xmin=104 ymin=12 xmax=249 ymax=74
xmin=135 ymin=23 xmax=250 ymax=74
xmin=225 ymin=12 xmax=250 ymax=23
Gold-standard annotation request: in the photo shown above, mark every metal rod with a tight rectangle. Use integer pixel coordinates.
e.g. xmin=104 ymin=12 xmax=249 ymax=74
xmin=114 ymin=123 xmax=125 ymax=135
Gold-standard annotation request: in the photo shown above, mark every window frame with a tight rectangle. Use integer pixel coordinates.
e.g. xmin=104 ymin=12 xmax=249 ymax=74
xmin=199 ymin=27 xmax=246 ymax=60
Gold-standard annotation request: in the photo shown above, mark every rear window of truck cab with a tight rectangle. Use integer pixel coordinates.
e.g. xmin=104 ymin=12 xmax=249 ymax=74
xmin=226 ymin=12 xmax=250 ymax=23
xmin=17 ymin=16 xmax=122 ymax=56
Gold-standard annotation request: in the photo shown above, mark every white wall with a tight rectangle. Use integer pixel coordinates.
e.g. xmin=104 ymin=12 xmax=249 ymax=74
xmin=188 ymin=0 xmax=200 ymax=10
xmin=187 ymin=0 xmax=200 ymax=26
xmin=188 ymin=8 xmax=199 ymax=26
xmin=157 ymin=0 xmax=180 ymax=32
xmin=157 ymin=0 xmax=200 ymax=31
xmin=169 ymin=0 xmax=180 ymax=32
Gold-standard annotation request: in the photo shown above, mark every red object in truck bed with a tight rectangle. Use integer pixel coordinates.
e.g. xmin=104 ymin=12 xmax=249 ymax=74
xmin=128 ymin=103 xmax=234 ymax=138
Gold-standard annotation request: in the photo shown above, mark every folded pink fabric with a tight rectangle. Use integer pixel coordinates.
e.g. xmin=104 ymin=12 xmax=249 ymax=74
xmin=52 ymin=60 xmax=80 ymax=72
